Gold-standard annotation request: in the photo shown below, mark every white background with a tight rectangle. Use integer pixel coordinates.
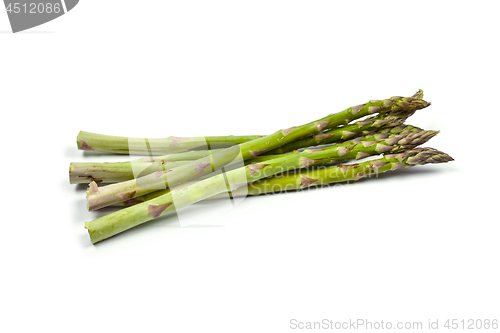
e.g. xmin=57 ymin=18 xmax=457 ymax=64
xmin=1 ymin=1 xmax=499 ymax=332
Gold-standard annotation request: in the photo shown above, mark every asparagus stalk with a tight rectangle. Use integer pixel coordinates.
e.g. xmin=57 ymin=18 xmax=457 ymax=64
xmin=265 ymin=110 xmax=411 ymax=154
xmin=69 ymin=160 xmax=192 ymax=184
xmin=86 ymin=147 xmax=453 ymax=243
xmin=122 ymin=145 xmax=453 ymax=204
xmin=77 ymin=91 xmax=425 ymax=157
xmin=71 ymin=124 xmax=424 ymax=184
xmin=130 ymin=149 xmax=226 ymax=160
xmin=77 ymin=131 xmax=262 ymax=155
xmin=265 ymin=90 xmax=425 ymax=154
xmin=89 ymin=124 xmax=422 ymax=188
xmin=71 ymin=156 xmax=283 ymax=184
xmin=232 ymin=147 xmax=454 ymax=196
xmin=112 ymin=125 xmax=431 ymax=206
xmin=86 ymin=92 xmax=430 ymax=210
xmin=71 ymin=117 xmax=405 ymax=184
xmin=92 ymin=126 xmax=437 ymax=211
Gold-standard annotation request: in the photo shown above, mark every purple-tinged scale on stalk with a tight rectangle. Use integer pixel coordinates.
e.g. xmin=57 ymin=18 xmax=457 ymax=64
xmin=368 ymin=106 xmax=381 ymax=114
xmin=350 ymin=104 xmax=365 ymax=115
xmin=384 ymin=153 xmax=397 ymax=160
xmin=362 ymin=141 xmax=378 ymax=148
xmin=372 ymin=119 xmax=390 ymax=128
xmin=314 ymin=133 xmax=335 ymax=142
xmin=119 ymin=191 xmax=136 ymax=201
xmin=170 ymin=136 xmax=189 ymax=146
xmin=406 ymin=156 xmax=423 ymax=165
xmin=194 ymin=162 xmax=212 ymax=175
xmin=337 ymin=164 xmax=355 ymax=174
xmin=336 ymin=145 xmax=355 ymax=157
xmin=375 ymin=144 xmax=393 ymax=154
xmin=80 ymin=141 xmax=95 ymax=151
xmin=397 ymin=136 xmax=413 ymax=145
xmin=373 ymin=133 xmax=388 ymax=141
xmin=355 ymin=173 xmax=368 ymax=181
xmin=125 ymin=198 xmax=144 ymax=207
xmin=416 ymin=152 xmax=434 ymax=159
xmin=250 ymin=149 xmax=267 ymax=157
xmin=391 ymin=162 xmax=406 ymax=171
xmin=300 ymin=157 xmax=319 ymax=167
xmin=423 ymin=157 xmax=438 ymax=163
xmin=344 ymin=118 xmax=352 ymax=125
xmin=355 ymin=152 xmax=371 ymax=160
xmin=391 ymin=125 xmax=406 ymax=133
xmin=281 ymin=126 xmax=296 ymax=137
xmin=383 ymin=99 xmax=393 ymax=108
xmin=148 ymin=203 xmax=172 ymax=218
xmin=351 ymin=139 xmax=364 ymax=145
xmin=395 ymin=153 xmax=408 ymax=162
xmin=300 ymin=175 xmax=319 ymax=188
xmin=341 ymin=131 xmax=357 ymax=139
xmin=384 ymin=136 xmax=401 ymax=146
xmin=279 ymin=127 xmax=294 ymax=138
xmin=247 ymin=163 xmax=270 ymax=176
xmin=315 ymin=121 xmax=330 ymax=132
xmin=356 ymin=120 xmax=373 ymax=128
xmin=370 ymin=161 xmax=388 ymax=170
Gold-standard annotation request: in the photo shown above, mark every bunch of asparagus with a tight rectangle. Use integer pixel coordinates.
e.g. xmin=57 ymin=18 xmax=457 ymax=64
xmin=70 ymin=90 xmax=453 ymax=244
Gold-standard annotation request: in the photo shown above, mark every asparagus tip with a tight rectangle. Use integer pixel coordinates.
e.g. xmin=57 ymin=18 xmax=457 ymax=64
xmin=412 ymin=89 xmax=424 ymax=99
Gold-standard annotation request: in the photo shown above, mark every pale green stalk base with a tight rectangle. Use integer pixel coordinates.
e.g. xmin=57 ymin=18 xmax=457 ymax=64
xmin=77 ymin=131 xmax=261 ymax=155
xmin=69 ymin=160 xmax=192 ymax=184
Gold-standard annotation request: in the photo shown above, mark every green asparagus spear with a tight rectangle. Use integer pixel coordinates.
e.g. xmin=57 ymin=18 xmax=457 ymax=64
xmin=232 ymin=147 xmax=454 ymax=196
xmin=69 ymin=160 xmax=192 ymax=184
xmin=77 ymin=131 xmax=262 ymax=155
xmin=86 ymin=147 xmax=452 ymax=243
xmin=86 ymin=122 xmax=432 ymax=211
xmin=86 ymin=92 xmax=430 ymax=210
xmin=84 ymin=128 xmax=438 ymax=238
xmin=265 ymin=90 xmax=425 ymax=154
xmin=266 ymin=110 xmax=413 ymax=154
xmin=71 ymin=125 xmax=424 ymax=184
xmin=111 ymin=124 xmax=426 ymax=205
